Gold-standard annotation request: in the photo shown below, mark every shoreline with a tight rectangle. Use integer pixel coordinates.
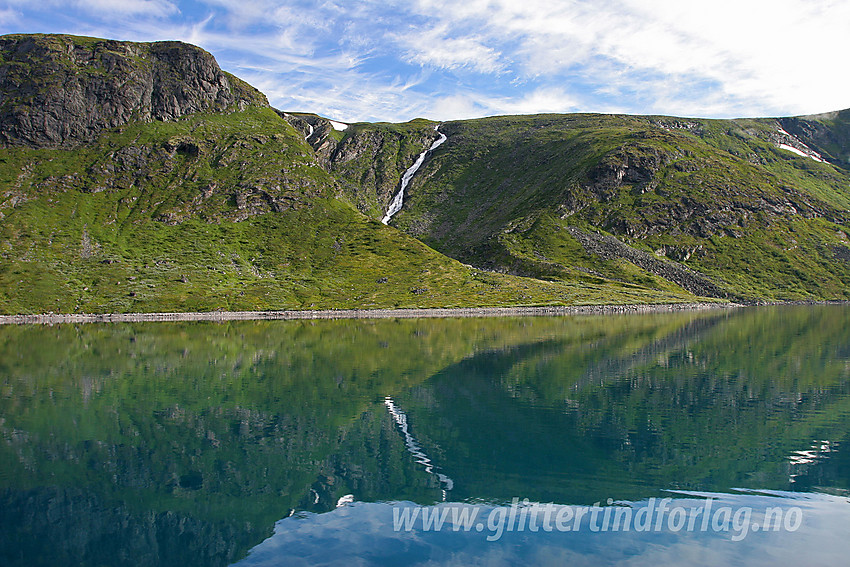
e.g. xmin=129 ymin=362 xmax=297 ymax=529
xmin=0 ymin=302 xmax=742 ymax=325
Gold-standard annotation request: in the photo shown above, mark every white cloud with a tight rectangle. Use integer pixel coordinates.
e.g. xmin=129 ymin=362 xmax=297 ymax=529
xmin=425 ymin=87 xmax=582 ymax=122
xmin=237 ymin=65 xmax=434 ymax=123
xmin=600 ymin=0 xmax=850 ymax=115
xmin=428 ymin=94 xmax=486 ymax=122
xmin=393 ymin=24 xmax=505 ymax=74
xmin=195 ymin=0 xmax=271 ymax=27
xmin=74 ymin=0 xmax=178 ymax=18
xmin=0 ymin=8 xmax=19 ymax=26
xmin=0 ymin=0 xmax=178 ymax=22
xmin=402 ymin=0 xmax=850 ymax=116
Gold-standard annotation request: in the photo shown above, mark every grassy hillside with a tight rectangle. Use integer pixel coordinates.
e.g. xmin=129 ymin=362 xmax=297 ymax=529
xmin=2 ymin=34 xmax=849 ymax=314
xmin=387 ymin=113 xmax=850 ymax=301
xmin=0 ymin=104 xmax=694 ymax=314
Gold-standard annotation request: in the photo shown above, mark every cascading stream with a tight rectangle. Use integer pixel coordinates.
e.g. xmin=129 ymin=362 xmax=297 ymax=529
xmin=381 ymin=124 xmax=446 ymax=225
xmin=384 ymin=396 xmax=454 ymax=501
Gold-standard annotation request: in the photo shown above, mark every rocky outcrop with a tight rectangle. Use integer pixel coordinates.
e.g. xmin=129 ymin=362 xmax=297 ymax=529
xmin=277 ymin=111 xmax=337 ymax=154
xmin=0 ymin=34 xmax=268 ymax=148
xmin=576 ymin=140 xmax=841 ymax=240
xmin=780 ymin=110 xmax=850 ymax=169
xmin=586 ymin=143 xmax=673 ymax=201
xmin=278 ymin=113 xmax=441 ymax=218
xmin=565 ymin=226 xmax=729 ymax=298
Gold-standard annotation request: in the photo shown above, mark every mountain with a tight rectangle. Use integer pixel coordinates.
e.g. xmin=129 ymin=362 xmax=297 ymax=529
xmin=387 ymin=113 xmax=850 ymax=299
xmin=0 ymin=33 xmax=848 ymax=314
xmin=0 ymin=34 xmax=268 ymax=148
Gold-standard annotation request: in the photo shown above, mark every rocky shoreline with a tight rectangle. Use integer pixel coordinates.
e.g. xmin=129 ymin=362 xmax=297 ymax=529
xmin=0 ymin=302 xmax=740 ymax=325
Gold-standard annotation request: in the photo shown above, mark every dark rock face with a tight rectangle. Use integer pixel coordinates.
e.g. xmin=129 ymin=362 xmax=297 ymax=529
xmin=565 ymin=227 xmax=728 ymax=298
xmin=584 ymin=144 xmax=672 ymax=205
xmin=0 ymin=34 xmax=268 ymax=148
xmin=279 ymin=111 xmax=441 ymax=218
xmin=277 ymin=111 xmax=337 ymax=154
xmin=780 ymin=111 xmax=850 ymax=170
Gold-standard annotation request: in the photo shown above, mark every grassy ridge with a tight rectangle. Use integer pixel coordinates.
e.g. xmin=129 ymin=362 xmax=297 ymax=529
xmin=389 ymin=113 xmax=850 ymax=300
xmin=2 ymin=33 xmax=849 ymax=312
xmin=0 ymin=107 xmax=696 ymax=314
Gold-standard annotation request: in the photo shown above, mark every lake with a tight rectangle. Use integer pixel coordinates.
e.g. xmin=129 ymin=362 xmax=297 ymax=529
xmin=1 ymin=305 xmax=849 ymax=566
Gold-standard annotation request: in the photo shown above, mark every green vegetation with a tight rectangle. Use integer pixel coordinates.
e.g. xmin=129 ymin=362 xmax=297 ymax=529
xmin=2 ymin=34 xmax=850 ymax=314
xmin=0 ymin=107 xmax=696 ymax=314
xmin=389 ymin=113 xmax=850 ymax=301
xmin=326 ymin=118 xmax=440 ymax=219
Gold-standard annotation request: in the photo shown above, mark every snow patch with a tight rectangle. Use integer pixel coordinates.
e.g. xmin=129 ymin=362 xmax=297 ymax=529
xmin=776 ymin=127 xmax=826 ymax=163
xmin=382 ymin=124 xmax=447 ymax=225
xmin=778 ymin=143 xmax=812 ymax=159
xmin=329 ymin=120 xmax=348 ymax=131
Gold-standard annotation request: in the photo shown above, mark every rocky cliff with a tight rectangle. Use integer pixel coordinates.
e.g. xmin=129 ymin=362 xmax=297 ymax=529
xmin=280 ymin=111 xmax=441 ymax=218
xmin=0 ymin=34 xmax=268 ymax=148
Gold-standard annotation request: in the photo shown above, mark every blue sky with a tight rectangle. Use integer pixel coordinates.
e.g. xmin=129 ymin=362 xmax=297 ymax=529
xmin=1 ymin=0 xmax=848 ymax=123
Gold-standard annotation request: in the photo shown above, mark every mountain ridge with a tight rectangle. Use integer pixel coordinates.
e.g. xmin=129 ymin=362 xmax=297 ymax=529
xmin=0 ymin=33 xmax=848 ymax=314
xmin=0 ymin=34 xmax=267 ymax=148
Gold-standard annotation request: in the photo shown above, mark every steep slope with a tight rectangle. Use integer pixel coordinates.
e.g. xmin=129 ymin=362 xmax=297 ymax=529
xmin=780 ymin=109 xmax=850 ymax=168
xmin=0 ymin=34 xmax=267 ymax=148
xmin=281 ymin=112 xmax=442 ymax=219
xmin=387 ymin=114 xmax=850 ymax=300
xmin=0 ymin=34 xmax=693 ymax=314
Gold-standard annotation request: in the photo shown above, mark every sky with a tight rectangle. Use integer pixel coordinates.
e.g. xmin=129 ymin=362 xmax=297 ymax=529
xmin=1 ymin=0 xmax=849 ymax=123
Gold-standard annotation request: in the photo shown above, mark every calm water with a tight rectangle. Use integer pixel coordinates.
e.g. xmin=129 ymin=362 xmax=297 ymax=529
xmin=1 ymin=306 xmax=849 ymax=566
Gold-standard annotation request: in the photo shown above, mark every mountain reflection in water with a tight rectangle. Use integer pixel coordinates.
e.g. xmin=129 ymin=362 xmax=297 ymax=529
xmin=1 ymin=306 xmax=849 ymax=566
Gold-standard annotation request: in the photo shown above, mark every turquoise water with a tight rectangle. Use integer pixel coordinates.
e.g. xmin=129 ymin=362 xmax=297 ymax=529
xmin=1 ymin=306 xmax=849 ymax=565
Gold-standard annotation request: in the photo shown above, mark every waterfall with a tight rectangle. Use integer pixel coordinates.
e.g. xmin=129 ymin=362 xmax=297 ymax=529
xmin=384 ymin=396 xmax=454 ymax=500
xmin=381 ymin=124 xmax=447 ymax=225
